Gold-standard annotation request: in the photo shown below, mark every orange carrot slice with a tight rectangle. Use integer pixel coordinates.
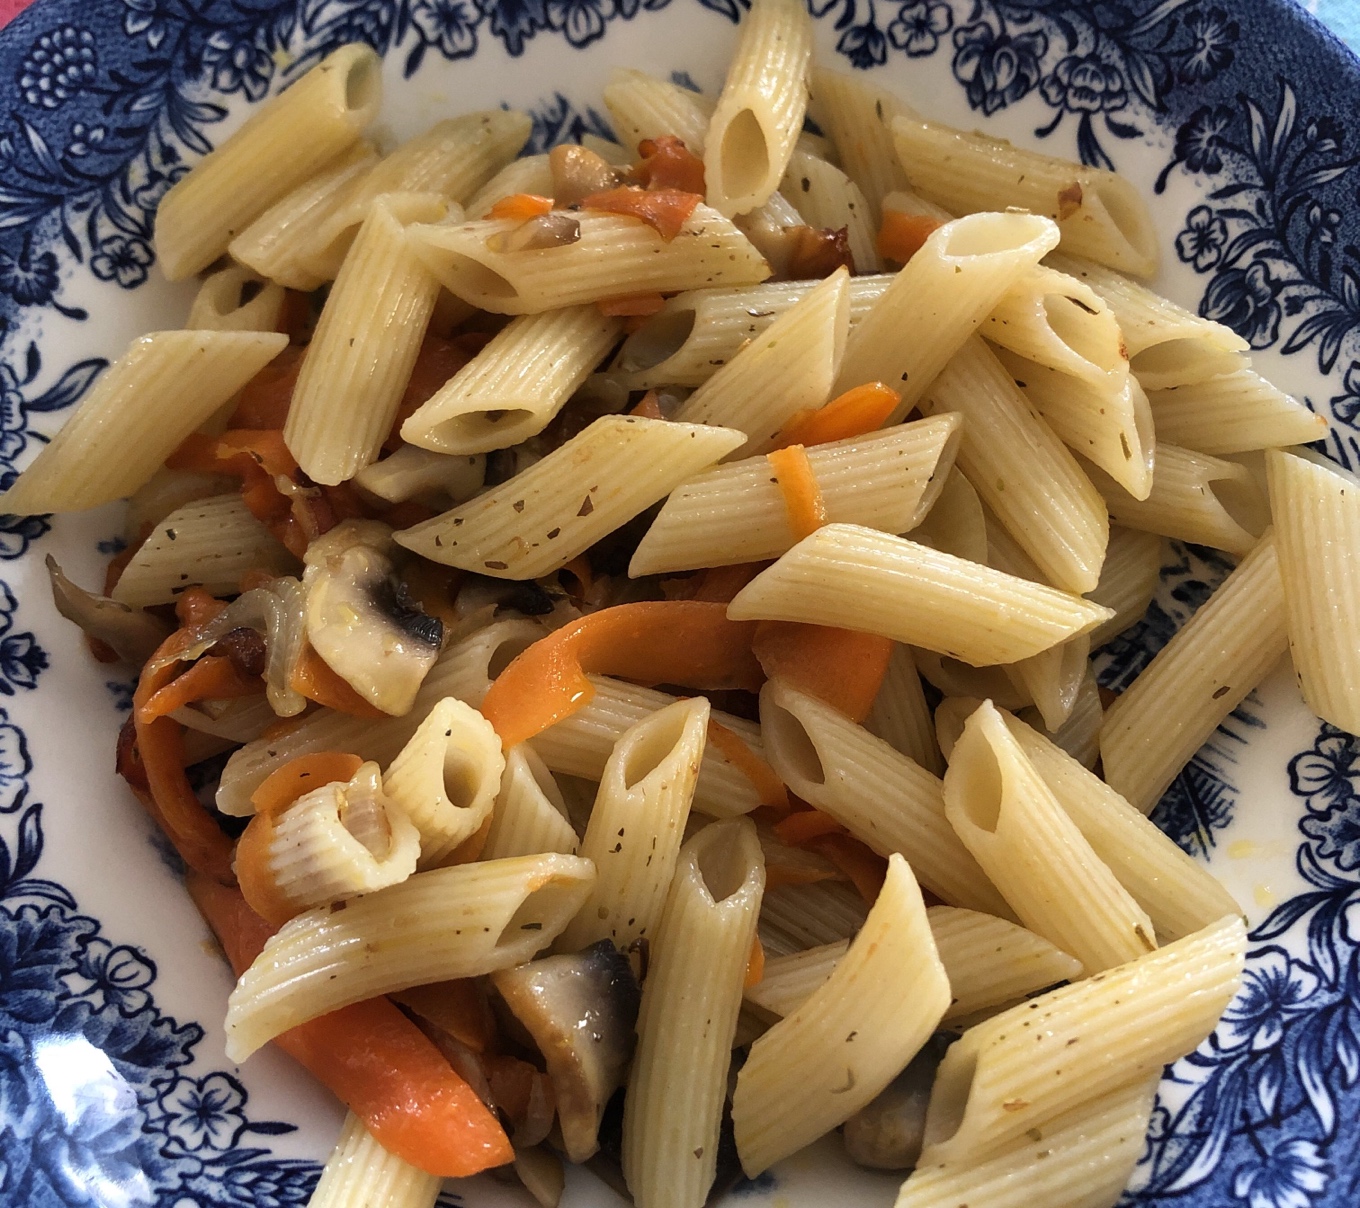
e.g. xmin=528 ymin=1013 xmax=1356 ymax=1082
xmin=808 ymin=833 xmax=888 ymax=903
xmin=752 ymin=621 xmax=894 ymax=724
xmin=488 ymin=193 xmax=554 ymax=222
xmin=580 ymin=186 xmax=702 ymax=242
xmin=138 ymin=655 xmax=260 ymax=723
xmin=633 ymin=135 xmax=706 ymax=194
xmin=186 ymin=874 xmax=513 ymax=1177
xmin=744 ymin=934 xmax=766 ymax=988
xmin=598 ymin=292 xmax=667 ymax=318
xmin=877 ymin=211 xmax=943 ymax=264
xmin=479 ymin=601 xmax=764 ymax=748
xmin=766 ymin=444 xmax=827 ymax=541
xmin=773 ymin=808 xmax=847 ymax=846
xmin=629 ymin=389 xmax=665 ymax=419
xmin=774 ymin=382 xmax=901 ymax=449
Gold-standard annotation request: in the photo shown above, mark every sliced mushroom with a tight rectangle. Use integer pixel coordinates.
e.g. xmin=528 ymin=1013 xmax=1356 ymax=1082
xmin=487 ymin=212 xmax=582 ymax=253
xmin=491 ymin=940 xmax=642 ymax=1163
xmin=302 ymin=526 xmax=443 ymax=715
xmin=46 ymin=556 xmax=172 ymax=665
xmin=841 ymin=1032 xmax=956 ymax=1171
xmin=549 ymin=144 xmax=620 ymax=207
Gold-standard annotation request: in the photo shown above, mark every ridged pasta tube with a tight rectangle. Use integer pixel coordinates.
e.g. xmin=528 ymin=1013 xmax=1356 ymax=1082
xmin=1 ymin=330 xmax=288 ymax=515
xmin=781 ymin=148 xmax=881 ymax=271
xmin=1085 ymin=527 xmax=1165 ymax=649
xmin=381 ymin=696 xmax=506 ymax=867
xmin=224 ymin=852 xmax=597 ymax=1060
xmin=186 ymin=264 xmax=284 ymax=332
xmin=982 ymin=266 xmax=1126 ymax=382
xmin=482 ymin=745 xmax=578 ymax=861
xmin=622 ymin=819 xmax=765 ymax=1208
xmin=808 ymin=68 xmax=912 ymax=225
xmin=733 ymin=853 xmax=951 ymax=1176
xmin=307 ymin=1113 xmax=440 ymax=1208
xmin=1149 ymin=369 xmax=1327 ymax=454
xmin=604 ymin=68 xmax=713 ymax=156
xmin=154 ymin=44 xmax=382 ymax=279
xmin=557 ymin=698 xmax=709 ymax=950
xmin=865 ymin=644 xmax=944 ymax=776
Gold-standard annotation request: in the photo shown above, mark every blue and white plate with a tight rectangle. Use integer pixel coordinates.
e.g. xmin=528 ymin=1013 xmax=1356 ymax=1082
xmin=2 ymin=1 xmax=1359 ymax=1204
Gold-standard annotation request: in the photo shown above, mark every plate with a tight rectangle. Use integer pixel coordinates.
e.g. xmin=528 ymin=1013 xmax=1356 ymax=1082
xmin=1 ymin=1 xmax=1359 ymax=1205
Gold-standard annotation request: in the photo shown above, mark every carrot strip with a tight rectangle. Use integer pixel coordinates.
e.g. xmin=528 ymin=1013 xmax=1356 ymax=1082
xmin=744 ymin=934 xmax=765 ymax=989
xmin=580 ymin=186 xmax=701 ymax=242
xmin=766 ymin=444 xmax=827 ymax=541
xmin=691 ymin=562 xmax=764 ymax=603
xmin=186 ymin=874 xmax=513 ymax=1177
xmin=479 ymin=601 xmax=764 ymax=748
xmin=774 ymin=382 xmax=902 ymax=449
xmin=392 ymin=981 xmax=496 ymax=1054
xmin=773 ymin=808 xmax=846 ymax=846
xmin=488 ymin=193 xmax=554 ymax=222
xmin=235 ymin=751 xmax=366 ymax=926
xmin=628 ymin=389 xmax=665 ymax=419
xmin=763 ymin=862 xmax=836 ymax=891
xmin=877 ymin=211 xmax=943 ymax=264
xmin=707 ymin=719 xmax=789 ymax=809
xmin=633 ymin=135 xmax=706 ymax=195
xmin=139 ymin=656 xmax=260 ymax=724
xmin=807 ymin=833 xmax=888 ymax=903
xmin=230 ymin=344 xmax=305 ymax=429
xmin=290 ymin=641 xmax=388 ymax=719
xmin=129 ymin=631 xmax=236 ymax=883
xmin=752 ymin=621 xmax=894 ymax=724
xmin=175 ymin=587 xmax=228 ymax=630
xmin=598 ymin=292 xmax=667 ymax=318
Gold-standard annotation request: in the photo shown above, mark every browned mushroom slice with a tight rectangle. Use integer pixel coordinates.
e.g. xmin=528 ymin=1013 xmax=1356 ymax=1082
xmin=841 ymin=1032 xmax=955 ymax=1170
xmin=491 ymin=940 xmax=642 ymax=1163
xmin=46 ymin=555 xmax=173 ymax=665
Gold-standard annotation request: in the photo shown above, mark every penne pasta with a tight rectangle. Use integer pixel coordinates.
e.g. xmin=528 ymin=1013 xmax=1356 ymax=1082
xmin=185 ymin=264 xmax=284 ymax=332
xmin=395 ymin=415 xmax=742 ymax=578
xmin=307 ymin=1113 xmax=441 ymax=1208
xmin=909 ymin=467 xmax=989 ymax=564
xmin=629 ymin=416 xmax=960 ymax=575
xmin=557 ymin=698 xmax=709 ymax=950
xmin=604 ymin=68 xmax=714 ymax=156
xmin=945 ymin=700 xmax=1157 ymax=972
xmin=401 ymin=306 xmax=623 ymax=454
xmin=283 ymin=193 xmax=447 ymax=485
xmin=482 ymin=744 xmax=579 ymax=861
xmin=352 ymin=446 xmax=485 ymax=505
xmin=1018 ymin=665 xmax=1104 ymax=770
xmin=733 ymin=854 xmax=950 ymax=1175
xmin=727 ymin=524 xmax=1113 ymax=667
xmin=1148 ymin=369 xmax=1328 ymax=454
xmin=758 ymin=877 xmax=868 ymax=956
xmin=1266 ymin=448 xmax=1360 ymax=735
xmin=111 ymin=493 xmax=297 ymax=607
xmin=1101 ymin=532 xmax=1288 ymax=812
xmin=780 ymin=148 xmax=882 ymax=271
xmin=672 ymin=268 xmax=849 ymax=456
xmin=808 ymin=68 xmax=912 ymax=224
xmin=1 ymin=330 xmax=287 ymax=515
xmin=407 ymin=205 xmax=771 ymax=314
xmin=1085 ymin=526 xmax=1165 ymax=649
xmin=224 ymin=852 xmax=596 ymax=1060
xmin=891 ymin=115 xmax=1158 ymax=276
xmin=704 ymin=0 xmax=814 ymax=216
xmin=864 ymin=644 xmax=943 ymax=776
xmin=154 ymin=44 xmax=381 ymax=279
xmin=760 ymin=679 xmax=1012 ymax=917
xmin=623 ymin=819 xmax=765 ymax=1208
xmin=982 ymin=266 xmax=1126 ymax=382
xmin=833 ymin=211 xmax=1060 ymax=419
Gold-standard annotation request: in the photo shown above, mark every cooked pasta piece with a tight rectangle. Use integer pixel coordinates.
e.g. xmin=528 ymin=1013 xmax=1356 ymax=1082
xmin=897 ymin=1078 xmax=1159 ymax=1208
xmin=395 ymin=415 xmax=742 ymax=578
xmin=1046 ymin=252 xmax=1248 ymax=389
xmin=111 ymin=494 xmax=297 ymax=607
xmin=780 ymin=148 xmax=881 ymax=271
xmin=215 ymin=618 xmax=544 ymax=815
xmin=283 ymin=193 xmax=446 ymax=485
xmin=228 ymin=141 xmax=379 ymax=290
xmin=923 ymin=337 xmax=1108 ymax=594
xmin=557 ymin=698 xmax=709 ymax=950
xmin=154 ymin=44 xmax=381 ymax=279
xmin=630 ymin=416 xmax=959 ymax=575
xmin=1085 ymin=527 xmax=1165 ymax=649
xmin=733 ymin=854 xmax=950 ymax=1175
xmin=1148 ymin=369 xmax=1327 ymax=454
xmin=672 ymin=268 xmax=849 ymax=456
xmin=401 ymin=307 xmax=623 ymax=454
xmin=808 ymin=68 xmax=912 ymax=224
xmin=352 ymin=446 xmax=485 ymax=505
xmin=1007 ymin=634 xmax=1092 ymax=733
xmin=760 ymin=679 xmax=1011 ymax=917
xmin=482 ymin=745 xmax=579 ymax=861
xmin=727 ymin=525 xmax=1112 ymax=666
xmin=308 ymin=1113 xmax=440 ymax=1208
xmin=1101 ymin=532 xmax=1288 ymax=812
xmin=186 ymin=264 xmax=284 ymax=332
xmin=993 ymin=346 xmax=1155 ymax=500
xmin=914 ymin=651 xmax=1030 ymax=712
xmin=704 ymin=0 xmax=813 ymax=215
xmin=1082 ymin=443 xmax=1270 ymax=555
xmin=1018 ymin=665 xmax=1103 ymax=769
xmin=982 ymin=266 xmax=1125 ymax=381
xmin=381 ymin=697 xmax=505 ymax=867
xmin=832 ymin=212 xmax=1060 ymax=418
xmin=1 ymin=330 xmax=288 ymax=515
xmin=610 ymin=275 xmax=891 ymax=389
xmin=891 ymin=115 xmax=1157 ymax=276
xmin=530 ymin=676 xmax=766 ymax=819
xmin=757 ymin=878 xmax=867 ymax=955
xmin=917 ymin=915 xmax=1245 ymax=1166
xmin=604 ymin=68 xmax=714 ymax=155
xmin=1266 ymin=448 xmax=1360 ymax=735
xmin=864 ymin=644 xmax=943 ymax=776
xmin=463 ymin=154 xmax=554 ymax=219
xmin=259 ymin=761 xmax=422 ymax=917
xmin=407 ymin=206 xmax=770 ymax=314
xmin=224 ymin=852 xmax=596 ymax=1060
xmin=945 ymin=701 xmax=1156 ymax=972
xmin=623 ymin=820 xmax=765 ymax=1208
xmin=909 ymin=467 xmax=989 ymax=564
